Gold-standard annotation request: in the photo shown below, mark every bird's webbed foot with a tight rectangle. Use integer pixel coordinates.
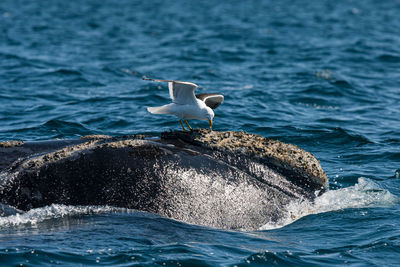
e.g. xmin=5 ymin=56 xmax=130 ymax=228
xmin=184 ymin=120 xmax=193 ymax=131
xmin=179 ymin=119 xmax=188 ymax=132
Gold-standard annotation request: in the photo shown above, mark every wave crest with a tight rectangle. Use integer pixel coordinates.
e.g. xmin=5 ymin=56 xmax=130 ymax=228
xmin=261 ymin=178 xmax=398 ymax=230
xmin=0 ymin=204 xmax=128 ymax=228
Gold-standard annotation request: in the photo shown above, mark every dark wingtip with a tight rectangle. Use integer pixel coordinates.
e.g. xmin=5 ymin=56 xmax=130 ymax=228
xmin=196 ymin=94 xmax=224 ymax=110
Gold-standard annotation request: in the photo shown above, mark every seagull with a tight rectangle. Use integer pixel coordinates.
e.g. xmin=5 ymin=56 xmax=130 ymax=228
xmin=144 ymin=78 xmax=224 ymax=131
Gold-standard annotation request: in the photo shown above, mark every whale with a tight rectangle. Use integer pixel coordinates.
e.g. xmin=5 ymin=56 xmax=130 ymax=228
xmin=0 ymin=129 xmax=327 ymax=230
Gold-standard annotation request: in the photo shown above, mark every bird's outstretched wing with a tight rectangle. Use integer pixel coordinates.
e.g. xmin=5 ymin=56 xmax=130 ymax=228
xmin=196 ymin=93 xmax=224 ymax=109
xmin=143 ymin=78 xmax=198 ymax=105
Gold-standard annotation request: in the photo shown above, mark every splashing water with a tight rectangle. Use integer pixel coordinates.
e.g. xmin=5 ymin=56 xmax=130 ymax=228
xmin=260 ymin=178 xmax=399 ymax=230
xmin=0 ymin=204 xmax=129 ymax=228
xmin=1 ymin=178 xmax=396 ymax=231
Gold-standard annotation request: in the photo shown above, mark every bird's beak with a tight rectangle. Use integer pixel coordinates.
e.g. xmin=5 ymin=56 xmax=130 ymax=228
xmin=208 ymin=119 xmax=213 ymax=130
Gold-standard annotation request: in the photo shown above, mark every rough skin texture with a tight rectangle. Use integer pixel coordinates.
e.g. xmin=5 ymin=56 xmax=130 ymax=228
xmin=0 ymin=130 xmax=328 ymax=230
xmin=162 ymin=129 xmax=327 ymax=189
xmin=0 ymin=140 xmax=24 ymax=148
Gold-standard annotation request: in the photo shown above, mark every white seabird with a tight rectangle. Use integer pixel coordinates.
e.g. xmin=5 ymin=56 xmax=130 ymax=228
xmin=144 ymin=78 xmax=224 ymax=131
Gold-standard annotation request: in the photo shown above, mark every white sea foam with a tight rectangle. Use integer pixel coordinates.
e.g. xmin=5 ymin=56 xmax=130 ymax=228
xmin=260 ymin=177 xmax=399 ymax=230
xmin=1 ymin=178 xmax=397 ymax=231
xmin=0 ymin=204 xmax=128 ymax=228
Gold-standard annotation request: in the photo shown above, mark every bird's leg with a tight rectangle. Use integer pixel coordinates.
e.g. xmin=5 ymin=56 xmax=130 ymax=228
xmin=179 ymin=119 xmax=188 ymax=132
xmin=184 ymin=120 xmax=193 ymax=131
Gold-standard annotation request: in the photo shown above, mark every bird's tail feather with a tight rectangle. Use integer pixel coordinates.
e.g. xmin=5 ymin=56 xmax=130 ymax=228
xmin=147 ymin=105 xmax=172 ymax=114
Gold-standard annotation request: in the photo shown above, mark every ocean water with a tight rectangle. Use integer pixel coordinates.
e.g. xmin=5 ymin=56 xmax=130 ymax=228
xmin=1 ymin=0 xmax=400 ymax=265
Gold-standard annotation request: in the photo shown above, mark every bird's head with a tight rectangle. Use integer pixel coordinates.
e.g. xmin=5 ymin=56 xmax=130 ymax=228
xmin=205 ymin=107 xmax=214 ymax=129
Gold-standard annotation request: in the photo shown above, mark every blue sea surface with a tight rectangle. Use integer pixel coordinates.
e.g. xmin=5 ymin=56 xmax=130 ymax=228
xmin=1 ymin=0 xmax=400 ymax=266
